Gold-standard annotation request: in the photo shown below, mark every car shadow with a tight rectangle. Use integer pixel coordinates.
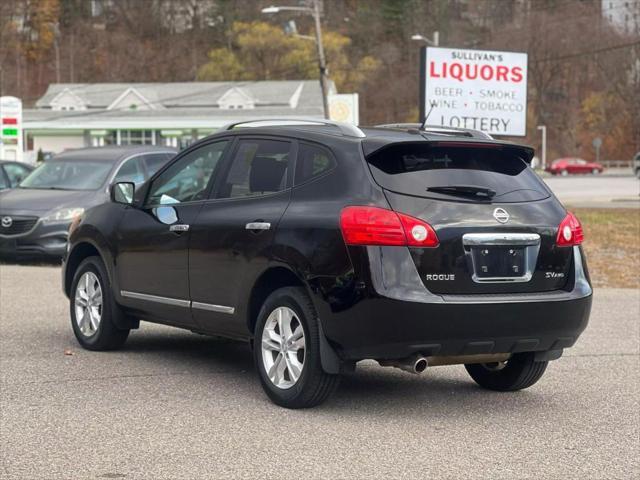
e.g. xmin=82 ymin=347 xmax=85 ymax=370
xmin=0 ymin=257 xmax=62 ymax=267
xmin=116 ymin=329 xmax=550 ymax=415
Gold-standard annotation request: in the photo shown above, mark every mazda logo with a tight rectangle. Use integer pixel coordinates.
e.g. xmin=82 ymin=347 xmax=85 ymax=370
xmin=493 ymin=208 xmax=510 ymax=224
xmin=1 ymin=216 xmax=13 ymax=228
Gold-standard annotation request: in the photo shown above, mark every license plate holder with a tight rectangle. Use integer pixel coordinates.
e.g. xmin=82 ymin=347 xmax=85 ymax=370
xmin=470 ymin=246 xmax=526 ymax=278
xmin=462 ymin=233 xmax=541 ymax=284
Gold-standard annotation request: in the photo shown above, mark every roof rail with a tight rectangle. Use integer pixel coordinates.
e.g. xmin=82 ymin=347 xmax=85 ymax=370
xmin=220 ymin=117 xmax=366 ymax=138
xmin=374 ymin=123 xmax=493 ymax=140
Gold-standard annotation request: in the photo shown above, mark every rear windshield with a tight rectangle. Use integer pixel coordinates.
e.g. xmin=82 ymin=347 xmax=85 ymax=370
xmin=366 ymin=144 xmax=550 ymax=203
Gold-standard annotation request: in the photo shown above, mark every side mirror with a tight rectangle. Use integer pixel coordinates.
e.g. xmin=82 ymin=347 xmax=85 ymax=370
xmin=111 ymin=182 xmax=135 ymax=205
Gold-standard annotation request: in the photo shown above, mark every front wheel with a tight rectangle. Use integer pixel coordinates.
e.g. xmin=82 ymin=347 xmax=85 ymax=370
xmin=465 ymin=352 xmax=548 ymax=391
xmin=70 ymin=256 xmax=130 ymax=351
xmin=254 ymin=287 xmax=340 ymax=408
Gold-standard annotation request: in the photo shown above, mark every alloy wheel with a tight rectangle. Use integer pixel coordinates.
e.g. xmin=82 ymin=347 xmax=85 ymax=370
xmin=74 ymin=271 xmax=103 ymax=337
xmin=261 ymin=306 xmax=306 ymax=389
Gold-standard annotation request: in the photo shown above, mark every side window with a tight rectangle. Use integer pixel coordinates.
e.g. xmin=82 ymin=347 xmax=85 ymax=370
xmin=217 ymin=139 xmax=291 ymax=199
xmin=4 ymin=163 xmax=31 ymax=187
xmin=147 ymin=141 xmax=228 ymax=205
xmin=143 ymin=153 xmax=172 ymax=178
xmin=295 ymin=143 xmax=336 ymax=185
xmin=113 ymin=157 xmax=145 ymax=185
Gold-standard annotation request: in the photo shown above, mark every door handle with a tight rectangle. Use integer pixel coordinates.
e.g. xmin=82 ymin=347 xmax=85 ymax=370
xmin=245 ymin=222 xmax=271 ymax=231
xmin=169 ymin=224 xmax=190 ymax=233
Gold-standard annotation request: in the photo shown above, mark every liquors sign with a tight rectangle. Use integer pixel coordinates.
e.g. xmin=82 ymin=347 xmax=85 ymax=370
xmin=421 ymin=47 xmax=528 ymax=136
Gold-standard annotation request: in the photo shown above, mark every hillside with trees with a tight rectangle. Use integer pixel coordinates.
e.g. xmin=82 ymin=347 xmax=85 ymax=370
xmin=0 ymin=0 xmax=638 ymax=160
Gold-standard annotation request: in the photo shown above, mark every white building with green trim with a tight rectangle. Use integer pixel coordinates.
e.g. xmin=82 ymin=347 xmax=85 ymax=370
xmin=23 ymin=81 xmax=329 ymax=155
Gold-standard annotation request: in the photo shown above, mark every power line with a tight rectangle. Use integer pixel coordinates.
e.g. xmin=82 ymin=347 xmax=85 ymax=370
xmin=533 ymin=41 xmax=640 ymax=63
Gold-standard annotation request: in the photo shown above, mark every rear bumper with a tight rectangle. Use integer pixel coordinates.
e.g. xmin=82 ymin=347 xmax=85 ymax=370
xmin=333 ymin=293 xmax=591 ymax=360
xmin=319 ymin=246 xmax=592 ymax=360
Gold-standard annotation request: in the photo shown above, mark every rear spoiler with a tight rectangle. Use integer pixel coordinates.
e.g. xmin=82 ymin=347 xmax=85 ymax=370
xmin=362 ymin=139 xmax=535 ymax=163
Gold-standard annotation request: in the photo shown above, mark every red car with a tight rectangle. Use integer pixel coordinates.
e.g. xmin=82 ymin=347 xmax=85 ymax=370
xmin=546 ymin=158 xmax=604 ymax=176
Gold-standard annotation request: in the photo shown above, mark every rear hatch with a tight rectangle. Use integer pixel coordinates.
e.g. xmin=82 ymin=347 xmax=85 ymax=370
xmin=365 ymin=140 xmax=572 ymax=294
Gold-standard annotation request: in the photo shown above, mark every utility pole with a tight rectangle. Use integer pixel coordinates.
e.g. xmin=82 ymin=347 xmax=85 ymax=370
xmin=262 ymin=1 xmax=330 ymax=119
xmin=53 ymin=22 xmax=61 ymax=83
xmin=537 ymin=125 xmax=547 ymax=170
xmin=312 ymin=0 xmax=330 ymax=119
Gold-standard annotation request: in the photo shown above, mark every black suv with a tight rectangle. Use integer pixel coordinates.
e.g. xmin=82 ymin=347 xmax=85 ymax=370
xmin=62 ymin=119 xmax=592 ymax=408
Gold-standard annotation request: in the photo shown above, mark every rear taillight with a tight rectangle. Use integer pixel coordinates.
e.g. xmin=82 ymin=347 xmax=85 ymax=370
xmin=340 ymin=206 xmax=439 ymax=247
xmin=556 ymin=211 xmax=584 ymax=246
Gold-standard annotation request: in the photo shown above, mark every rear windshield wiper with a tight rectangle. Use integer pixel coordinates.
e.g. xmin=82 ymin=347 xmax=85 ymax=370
xmin=426 ymin=185 xmax=496 ymax=199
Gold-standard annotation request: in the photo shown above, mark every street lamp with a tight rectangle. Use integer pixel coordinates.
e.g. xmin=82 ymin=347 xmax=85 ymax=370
xmin=262 ymin=1 xmax=330 ymax=119
xmin=412 ymin=32 xmax=439 ymax=123
xmin=411 ymin=32 xmax=439 ymax=47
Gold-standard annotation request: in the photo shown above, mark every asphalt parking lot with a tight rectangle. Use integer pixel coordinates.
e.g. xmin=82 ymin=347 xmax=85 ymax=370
xmin=1 ymin=265 xmax=638 ymax=479
xmin=543 ymin=174 xmax=639 ymax=207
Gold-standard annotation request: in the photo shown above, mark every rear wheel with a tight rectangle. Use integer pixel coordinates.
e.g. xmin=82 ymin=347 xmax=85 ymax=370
xmin=70 ymin=256 xmax=130 ymax=351
xmin=592 ymin=168 xmax=600 ymax=175
xmin=560 ymin=169 xmax=569 ymax=176
xmin=465 ymin=352 xmax=548 ymax=391
xmin=254 ymin=287 xmax=340 ymax=408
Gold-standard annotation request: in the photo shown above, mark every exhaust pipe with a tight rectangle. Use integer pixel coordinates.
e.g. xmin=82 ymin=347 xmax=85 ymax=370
xmin=379 ymin=354 xmax=428 ymax=374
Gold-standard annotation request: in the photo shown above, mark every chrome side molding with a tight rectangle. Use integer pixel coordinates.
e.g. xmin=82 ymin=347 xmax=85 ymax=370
xmin=120 ymin=290 xmax=235 ymax=314
xmin=120 ymin=290 xmax=191 ymax=308
xmin=191 ymin=301 xmax=235 ymax=315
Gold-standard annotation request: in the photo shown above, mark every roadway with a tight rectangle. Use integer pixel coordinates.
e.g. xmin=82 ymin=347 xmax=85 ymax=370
xmin=1 ymin=265 xmax=638 ymax=479
xmin=542 ymin=174 xmax=639 ymax=208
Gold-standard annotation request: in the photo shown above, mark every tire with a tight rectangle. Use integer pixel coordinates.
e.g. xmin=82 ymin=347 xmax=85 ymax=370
xmin=464 ymin=352 xmax=548 ymax=392
xmin=592 ymin=168 xmax=600 ymax=175
xmin=70 ymin=256 xmax=130 ymax=351
xmin=560 ymin=169 xmax=569 ymax=176
xmin=253 ymin=286 xmax=340 ymax=408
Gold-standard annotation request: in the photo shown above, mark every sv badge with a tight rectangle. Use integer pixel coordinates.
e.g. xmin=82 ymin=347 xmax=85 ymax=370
xmin=545 ymin=272 xmax=565 ymax=279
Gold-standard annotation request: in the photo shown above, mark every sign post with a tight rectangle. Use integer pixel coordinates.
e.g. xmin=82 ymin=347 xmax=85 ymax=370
xmin=420 ymin=47 xmax=528 ymax=136
xmin=592 ymin=137 xmax=602 ymax=163
xmin=537 ymin=125 xmax=547 ymax=170
xmin=0 ymin=96 xmax=23 ymax=162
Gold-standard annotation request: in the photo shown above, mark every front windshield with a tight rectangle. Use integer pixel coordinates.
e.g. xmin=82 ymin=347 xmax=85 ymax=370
xmin=19 ymin=161 xmax=112 ymax=191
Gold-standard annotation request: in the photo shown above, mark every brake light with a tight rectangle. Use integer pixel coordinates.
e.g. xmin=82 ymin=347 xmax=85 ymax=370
xmin=340 ymin=206 xmax=439 ymax=247
xmin=556 ymin=211 xmax=584 ymax=246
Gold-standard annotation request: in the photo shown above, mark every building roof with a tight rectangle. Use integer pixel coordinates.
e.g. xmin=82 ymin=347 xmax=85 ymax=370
xmin=25 ymin=81 xmax=328 ymax=131
xmin=35 ymin=81 xmax=325 ymax=110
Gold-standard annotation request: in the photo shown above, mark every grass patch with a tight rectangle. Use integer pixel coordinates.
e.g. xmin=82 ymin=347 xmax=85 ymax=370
xmin=571 ymin=208 xmax=640 ymax=289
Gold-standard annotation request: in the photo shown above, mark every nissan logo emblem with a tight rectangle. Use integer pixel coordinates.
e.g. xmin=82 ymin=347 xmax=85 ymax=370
xmin=1 ymin=216 xmax=13 ymax=228
xmin=493 ymin=208 xmax=510 ymax=224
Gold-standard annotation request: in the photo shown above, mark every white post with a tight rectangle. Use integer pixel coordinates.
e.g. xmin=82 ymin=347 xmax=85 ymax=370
xmin=537 ymin=125 xmax=547 ymax=170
